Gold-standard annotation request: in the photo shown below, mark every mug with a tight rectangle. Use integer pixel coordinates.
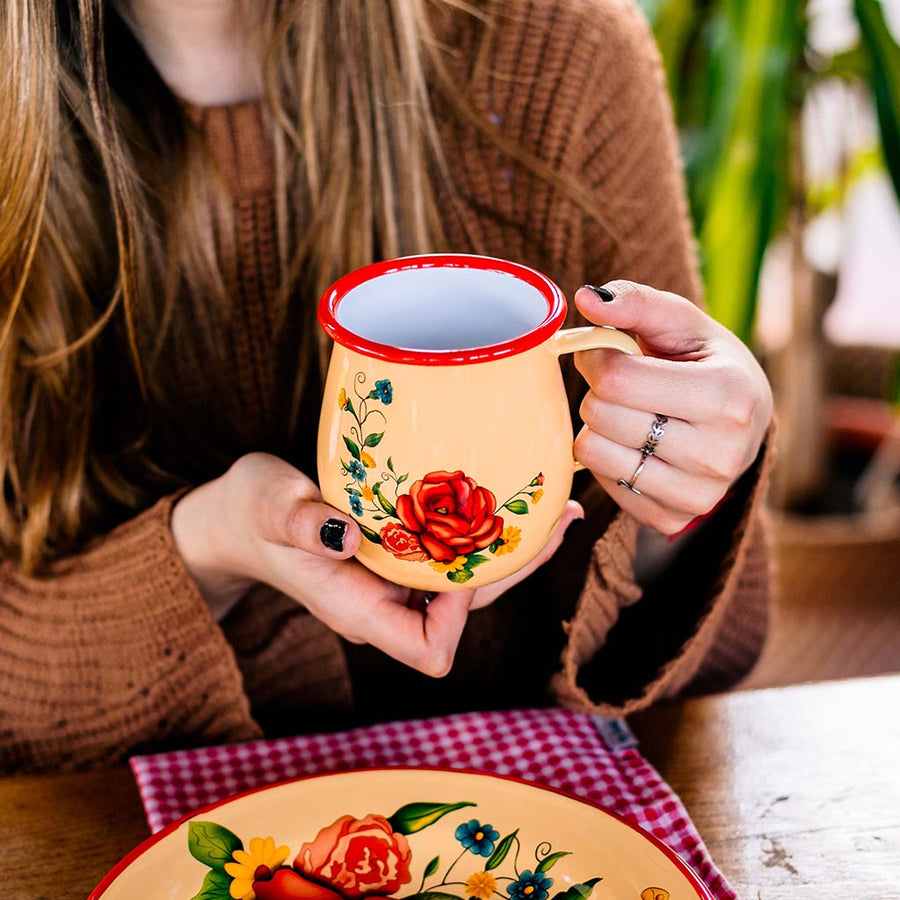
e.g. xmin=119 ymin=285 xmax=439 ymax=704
xmin=317 ymin=253 xmax=641 ymax=592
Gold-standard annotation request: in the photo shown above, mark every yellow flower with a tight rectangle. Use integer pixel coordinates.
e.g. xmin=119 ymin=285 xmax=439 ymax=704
xmin=640 ymin=890 xmax=670 ymax=900
xmin=224 ymin=836 xmax=290 ymax=900
xmin=466 ymin=871 xmax=498 ymax=900
xmin=338 ymin=388 xmax=348 ymax=410
xmin=360 ymin=450 xmax=376 ymax=468
xmin=429 ymin=555 xmax=468 ymax=573
xmin=531 ymin=489 xmax=544 ymax=505
xmin=493 ymin=526 xmax=521 ymax=556
xmin=361 ymin=485 xmax=375 ymax=501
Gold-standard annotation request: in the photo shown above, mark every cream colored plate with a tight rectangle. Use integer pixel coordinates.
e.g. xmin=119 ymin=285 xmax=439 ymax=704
xmin=90 ymin=768 xmax=713 ymax=900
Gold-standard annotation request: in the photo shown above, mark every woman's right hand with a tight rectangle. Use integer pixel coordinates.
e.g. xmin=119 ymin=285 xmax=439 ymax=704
xmin=171 ymin=452 xmax=580 ymax=677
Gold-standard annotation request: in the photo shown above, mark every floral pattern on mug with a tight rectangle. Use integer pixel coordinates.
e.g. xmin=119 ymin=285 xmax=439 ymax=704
xmin=338 ymin=374 xmax=545 ymax=583
xmin=186 ymin=799 xmax=617 ymax=900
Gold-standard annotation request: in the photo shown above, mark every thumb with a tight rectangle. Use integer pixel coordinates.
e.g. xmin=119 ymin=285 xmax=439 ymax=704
xmin=242 ymin=455 xmax=362 ymax=559
xmin=574 ymin=280 xmax=714 ymax=359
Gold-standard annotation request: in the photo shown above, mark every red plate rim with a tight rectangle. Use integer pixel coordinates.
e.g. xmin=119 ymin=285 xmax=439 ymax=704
xmin=90 ymin=764 xmax=716 ymax=900
xmin=317 ymin=253 xmax=568 ymax=366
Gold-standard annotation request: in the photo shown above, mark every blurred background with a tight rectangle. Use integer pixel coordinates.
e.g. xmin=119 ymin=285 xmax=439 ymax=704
xmin=636 ymin=0 xmax=900 ymax=686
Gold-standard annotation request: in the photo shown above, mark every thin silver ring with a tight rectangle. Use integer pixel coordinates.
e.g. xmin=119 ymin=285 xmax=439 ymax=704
xmin=617 ymin=413 xmax=668 ymax=495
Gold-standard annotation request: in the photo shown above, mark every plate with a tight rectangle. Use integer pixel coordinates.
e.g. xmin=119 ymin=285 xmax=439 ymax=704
xmin=90 ymin=767 xmax=714 ymax=900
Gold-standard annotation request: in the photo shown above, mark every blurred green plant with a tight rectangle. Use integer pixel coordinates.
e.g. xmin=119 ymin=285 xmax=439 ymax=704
xmin=638 ymin=0 xmax=900 ymax=345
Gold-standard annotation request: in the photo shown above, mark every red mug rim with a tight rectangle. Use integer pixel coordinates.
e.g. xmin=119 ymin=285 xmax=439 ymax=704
xmin=317 ymin=253 xmax=568 ymax=365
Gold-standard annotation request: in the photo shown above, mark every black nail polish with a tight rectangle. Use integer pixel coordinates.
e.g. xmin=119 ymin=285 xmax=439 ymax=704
xmin=320 ymin=519 xmax=347 ymax=552
xmin=565 ymin=518 xmax=585 ymax=540
xmin=585 ymin=284 xmax=615 ymax=302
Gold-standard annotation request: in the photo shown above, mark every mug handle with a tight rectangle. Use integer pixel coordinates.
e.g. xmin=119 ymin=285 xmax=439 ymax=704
xmin=549 ymin=325 xmax=643 ymax=472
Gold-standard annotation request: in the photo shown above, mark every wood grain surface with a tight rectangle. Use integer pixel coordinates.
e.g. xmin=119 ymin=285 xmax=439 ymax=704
xmin=2 ymin=675 xmax=897 ymax=899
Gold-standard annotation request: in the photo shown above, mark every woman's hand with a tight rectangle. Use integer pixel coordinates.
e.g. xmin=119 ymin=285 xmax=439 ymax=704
xmin=572 ymin=280 xmax=773 ymax=536
xmin=171 ymin=453 xmax=582 ymax=676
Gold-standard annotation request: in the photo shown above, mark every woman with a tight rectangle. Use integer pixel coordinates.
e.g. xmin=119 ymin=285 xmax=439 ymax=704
xmin=0 ymin=0 xmax=773 ymax=773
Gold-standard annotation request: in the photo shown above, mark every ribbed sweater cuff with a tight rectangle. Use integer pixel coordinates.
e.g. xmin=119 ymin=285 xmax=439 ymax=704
xmin=552 ymin=426 xmax=776 ymax=717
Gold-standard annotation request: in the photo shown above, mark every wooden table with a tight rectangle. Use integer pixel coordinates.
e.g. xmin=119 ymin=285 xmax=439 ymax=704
xmin=2 ymin=675 xmax=898 ymax=900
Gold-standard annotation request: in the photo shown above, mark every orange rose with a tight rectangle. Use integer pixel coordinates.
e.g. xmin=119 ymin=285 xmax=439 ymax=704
xmin=380 ymin=523 xmax=429 ymax=561
xmin=395 ymin=470 xmax=504 ymax=563
xmin=294 ymin=814 xmax=412 ymax=899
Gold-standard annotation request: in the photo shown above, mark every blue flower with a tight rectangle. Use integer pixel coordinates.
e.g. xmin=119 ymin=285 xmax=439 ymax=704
xmin=349 ymin=495 xmax=363 ymax=516
xmin=454 ymin=820 xmax=499 ymax=857
xmin=508 ymin=871 xmax=553 ymax=900
xmin=373 ymin=379 xmax=393 ymax=405
xmin=347 ymin=459 xmax=365 ymax=482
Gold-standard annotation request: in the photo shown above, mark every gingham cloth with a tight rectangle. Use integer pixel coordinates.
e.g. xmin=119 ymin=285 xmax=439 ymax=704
xmin=129 ymin=708 xmax=737 ymax=900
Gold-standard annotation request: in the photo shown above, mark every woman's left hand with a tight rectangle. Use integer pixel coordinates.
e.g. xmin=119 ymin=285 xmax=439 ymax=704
xmin=572 ymin=280 xmax=773 ymax=536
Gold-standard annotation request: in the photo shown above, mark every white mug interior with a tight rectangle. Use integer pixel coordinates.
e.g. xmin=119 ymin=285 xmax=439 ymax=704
xmin=334 ymin=266 xmax=550 ymax=351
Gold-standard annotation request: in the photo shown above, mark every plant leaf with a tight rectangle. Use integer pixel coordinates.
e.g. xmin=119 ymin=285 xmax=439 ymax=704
xmin=359 ymin=523 xmax=382 ymax=544
xmin=345 ymin=487 xmax=362 ymax=497
xmin=550 ymin=878 xmax=602 ymax=900
xmin=364 ymin=432 xmax=385 ymax=448
xmin=189 ymin=868 xmax=232 ymax=900
xmin=447 ymin=568 xmax=474 ymax=584
xmin=504 ymin=499 xmax=529 ymax=515
xmin=388 ymin=801 xmax=476 ymax=835
xmin=465 ymin=553 xmax=489 ymax=569
xmin=402 ymin=893 xmax=462 ymax=900
xmin=484 ymin=830 xmax=518 ymax=871
xmin=343 ymin=436 xmax=361 ymax=460
xmin=387 ymin=456 xmax=395 ymax=472
xmin=854 ymin=0 xmax=900 ymax=204
xmin=373 ymin=483 xmax=397 ymax=516
xmin=397 ymin=474 xmax=408 ymax=484
xmin=345 ymin=397 xmax=356 ymax=418
xmin=536 ymin=851 xmax=572 ymax=873
xmin=187 ymin=822 xmax=242 ymax=870
xmin=423 ymin=856 xmax=441 ymax=879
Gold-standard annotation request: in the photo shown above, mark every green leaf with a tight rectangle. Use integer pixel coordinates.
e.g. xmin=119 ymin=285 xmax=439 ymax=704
xmin=187 ymin=822 xmax=242 ymax=870
xmin=488 ymin=540 xmax=501 ymax=554
xmin=504 ymin=499 xmax=529 ymax=515
xmin=447 ymin=568 xmax=474 ymax=584
xmin=423 ymin=856 xmax=441 ymax=879
xmin=190 ymin=868 xmax=232 ymax=900
xmin=855 ymin=0 xmax=900 ymax=204
xmin=387 ymin=456 xmax=395 ymax=472
xmin=536 ymin=851 xmax=572 ymax=873
xmin=345 ymin=487 xmax=362 ymax=497
xmin=397 ymin=474 xmax=409 ymax=485
xmin=403 ymin=893 xmax=462 ymax=900
xmin=373 ymin=514 xmax=389 ymax=520
xmin=550 ymin=878 xmax=602 ymax=900
xmin=359 ymin=523 xmax=383 ymax=544
xmin=388 ymin=801 xmax=476 ymax=835
xmin=465 ymin=553 xmax=489 ymax=569
xmin=364 ymin=431 xmax=385 ymax=448
xmin=343 ymin=436 xmax=361 ymax=460
xmin=695 ymin=0 xmax=806 ymax=342
xmin=372 ymin=482 xmax=397 ymax=516
xmin=484 ymin=830 xmax=518 ymax=871
xmin=345 ymin=397 xmax=356 ymax=418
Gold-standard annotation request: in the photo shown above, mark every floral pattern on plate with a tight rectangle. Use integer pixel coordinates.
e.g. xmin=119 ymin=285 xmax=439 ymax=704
xmin=186 ymin=796 xmax=657 ymax=900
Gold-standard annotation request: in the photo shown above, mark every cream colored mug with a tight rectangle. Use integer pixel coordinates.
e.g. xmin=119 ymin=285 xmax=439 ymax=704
xmin=317 ymin=253 xmax=641 ymax=592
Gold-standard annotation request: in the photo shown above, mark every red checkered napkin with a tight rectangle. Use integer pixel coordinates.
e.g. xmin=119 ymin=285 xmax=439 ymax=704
xmin=129 ymin=708 xmax=736 ymax=900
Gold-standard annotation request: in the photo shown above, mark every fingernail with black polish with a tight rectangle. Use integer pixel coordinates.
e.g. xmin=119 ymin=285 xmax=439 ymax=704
xmin=585 ymin=284 xmax=615 ymax=302
xmin=320 ymin=519 xmax=347 ymax=552
xmin=565 ymin=517 xmax=585 ymax=540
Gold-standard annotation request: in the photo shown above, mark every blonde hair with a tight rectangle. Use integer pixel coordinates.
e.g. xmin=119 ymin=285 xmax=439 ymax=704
xmin=1 ymin=0 xmax=602 ymax=573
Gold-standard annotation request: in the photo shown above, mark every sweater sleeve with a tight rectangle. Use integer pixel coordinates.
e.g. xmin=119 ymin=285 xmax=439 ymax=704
xmin=544 ymin=0 xmax=775 ymax=714
xmin=0 ymin=494 xmax=261 ymax=773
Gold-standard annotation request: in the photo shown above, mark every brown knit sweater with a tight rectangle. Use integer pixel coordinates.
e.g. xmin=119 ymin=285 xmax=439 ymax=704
xmin=0 ymin=0 xmax=773 ymax=773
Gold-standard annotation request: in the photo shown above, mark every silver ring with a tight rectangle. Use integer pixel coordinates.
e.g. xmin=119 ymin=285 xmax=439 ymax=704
xmin=641 ymin=413 xmax=668 ymax=457
xmin=617 ymin=414 xmax=668 ymax=495
xmin=617 ymin=458 xmax=647 ymax=495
